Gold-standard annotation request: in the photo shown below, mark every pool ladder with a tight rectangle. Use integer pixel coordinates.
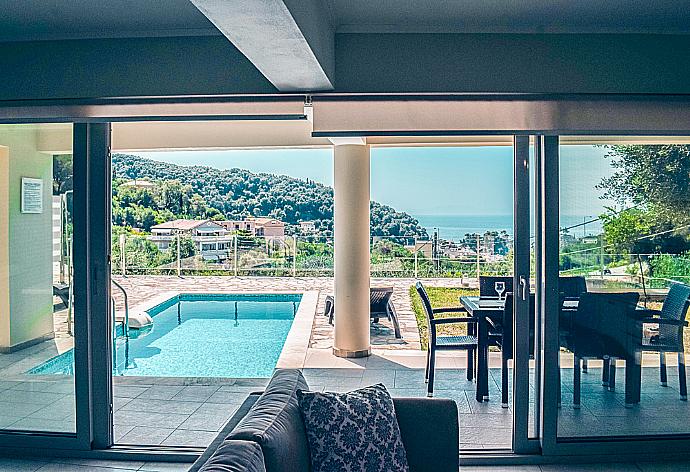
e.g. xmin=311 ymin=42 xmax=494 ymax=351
xmin=111 ymin=280 xmax=130 ymax=339
xmin=111 ymin=280 xmax=132 ymax=372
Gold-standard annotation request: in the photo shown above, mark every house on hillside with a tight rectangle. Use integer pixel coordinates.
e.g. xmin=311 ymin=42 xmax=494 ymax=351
xmin=148 ymin=219 xmax=233 ymax=261
xmin=220 ymin=217 xmax=285 ymax=240
xmin=406 ymin=240 xmax=433 ymax=259
xmin=120 ymin=179 xmax=157 ymax=190
xmin=299 ymin=220 xmax=316 ymax=233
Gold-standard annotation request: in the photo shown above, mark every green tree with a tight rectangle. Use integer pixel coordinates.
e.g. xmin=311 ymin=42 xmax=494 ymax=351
xmin=598 ymin=145 xmax=690 ymax=255
xmin=177 ymin=237 xmax=197 ymax=259
xmin=599 ymin=145 xmax=690 ymax=225
xmin=53 ymin=154 xmax=73 ymax=194
xmin=600 ymin=207 xmax=652 ymax=254
xmin=111 ymin=153 xmax=428 ymax=241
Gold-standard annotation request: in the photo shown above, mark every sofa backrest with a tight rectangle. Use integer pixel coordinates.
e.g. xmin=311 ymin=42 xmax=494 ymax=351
xmin=227 ymin=369 xmax=310 ymax=472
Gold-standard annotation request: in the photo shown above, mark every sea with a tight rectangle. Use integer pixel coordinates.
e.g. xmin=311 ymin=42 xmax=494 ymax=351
xmin=414 ymin=214 xmax=602 ymax=242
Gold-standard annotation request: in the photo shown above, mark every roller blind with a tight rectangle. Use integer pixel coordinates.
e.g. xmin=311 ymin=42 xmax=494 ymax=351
xmin=311 ymin=96 xmax=690 ymax=136
xmin=0 ymin=97 xmax=307 ymax=123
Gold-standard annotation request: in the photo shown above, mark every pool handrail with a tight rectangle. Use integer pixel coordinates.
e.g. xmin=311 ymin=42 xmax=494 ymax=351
xmin=111 ymin=279 xmax=130 ymax=338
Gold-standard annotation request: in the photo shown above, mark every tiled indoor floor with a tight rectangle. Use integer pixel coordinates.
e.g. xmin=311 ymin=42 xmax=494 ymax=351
xmin=3 ymin=457 xmax=690 ymax=471
xmin=112 ymin=377 xmax=267 ymax=446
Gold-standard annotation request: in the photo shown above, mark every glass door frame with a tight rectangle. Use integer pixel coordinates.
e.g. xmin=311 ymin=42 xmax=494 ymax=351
xmin=512 ymin=135 xmax=540 ymax=454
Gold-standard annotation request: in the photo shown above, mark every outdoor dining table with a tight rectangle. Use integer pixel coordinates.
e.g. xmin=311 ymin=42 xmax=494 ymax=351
xmin=459 ymin=296 xmax=504 ymax=402
xmin=460 ymin=295 xmax=651 ymax=405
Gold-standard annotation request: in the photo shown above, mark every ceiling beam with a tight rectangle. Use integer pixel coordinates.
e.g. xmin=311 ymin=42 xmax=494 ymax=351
xmin=191 ymin=0 xmax=334 ymax=92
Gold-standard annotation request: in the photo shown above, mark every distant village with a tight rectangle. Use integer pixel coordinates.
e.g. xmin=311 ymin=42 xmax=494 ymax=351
xmin=112 ymin=178 xmax=316 ymax=261
xmin=146 ymin=218 xmax=322 ymax=261
xmin=118 ymin=178 xmax=512 ymax=263
xmin=403 ymin=230 xmax=512 ymax=265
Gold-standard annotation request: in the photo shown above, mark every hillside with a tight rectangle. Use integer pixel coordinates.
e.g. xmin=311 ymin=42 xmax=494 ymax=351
xmin=111 ymin=153 xmax=428 ymax=240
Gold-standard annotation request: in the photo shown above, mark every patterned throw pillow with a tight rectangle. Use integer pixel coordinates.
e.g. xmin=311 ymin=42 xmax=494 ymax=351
xmin=297 ymin=383 xmax=409 ymax=472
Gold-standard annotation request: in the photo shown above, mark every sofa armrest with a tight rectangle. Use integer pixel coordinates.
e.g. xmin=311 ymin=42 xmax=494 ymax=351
xmin=393 ymin=398 xmax=459 ymax=472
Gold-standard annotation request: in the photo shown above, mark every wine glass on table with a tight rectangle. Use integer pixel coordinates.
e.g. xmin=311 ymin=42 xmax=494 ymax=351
xmin=495 ymin=281 xmax=506 ymax=302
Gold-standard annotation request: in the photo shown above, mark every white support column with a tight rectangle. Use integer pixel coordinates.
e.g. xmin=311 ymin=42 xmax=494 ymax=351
xmin=332 ymin=142 xmax=371 ymax=358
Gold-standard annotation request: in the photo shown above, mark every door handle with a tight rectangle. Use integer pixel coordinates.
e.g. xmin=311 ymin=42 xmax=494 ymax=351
xmin=519 ymin=276 xmax=528 ymax=301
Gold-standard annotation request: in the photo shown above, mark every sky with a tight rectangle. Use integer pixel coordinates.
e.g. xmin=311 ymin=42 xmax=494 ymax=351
xmin=135 ymin=145 xmax=616 ymax=218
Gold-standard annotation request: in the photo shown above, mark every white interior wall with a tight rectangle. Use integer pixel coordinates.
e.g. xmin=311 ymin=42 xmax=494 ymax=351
xmin=0 ymin=125 xmax=56 ymax=351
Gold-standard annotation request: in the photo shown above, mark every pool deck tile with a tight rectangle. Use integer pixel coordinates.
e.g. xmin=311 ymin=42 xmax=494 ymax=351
xmin=119 ymin=399 xmax=202 ymax=415
xmin=161 ymin=429 xmax=218 ymax=447
xmin=118 ymin=426 xmax=175 ymax=446
xmin=140 ymin=386 xmax=186 ymax=401
xmin=177 ymin=412 xmax=233 ymax=432
xmin=170 ymin=386 xmax=221 ymax=402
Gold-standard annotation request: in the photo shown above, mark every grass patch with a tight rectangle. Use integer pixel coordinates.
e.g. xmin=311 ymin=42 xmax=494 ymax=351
xmin=409 ymin=285 xmax=479 ymax=350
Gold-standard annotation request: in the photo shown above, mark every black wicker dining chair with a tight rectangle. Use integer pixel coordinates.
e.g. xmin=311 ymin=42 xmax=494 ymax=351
xmin=567 ymin=292 xmax=640 ymax=408
xmin=479 ymin=276 xmax=513 ymax=297
xmin=559 ymin=276 xmax=594 ymax=374
xmin=488 ymin=292 xmax=536 ymax=408
xmin=559 ymin=275 xmax=587 ymax=299
xmin=640 ymin=282 xmax=690 ymax=400
xmin=416 ymin=282 xmax=478 ymax=397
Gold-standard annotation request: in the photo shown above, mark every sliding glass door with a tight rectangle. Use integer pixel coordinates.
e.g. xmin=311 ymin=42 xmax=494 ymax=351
xmin=0 ymin=123 xmax=88 ymax=448
xmin=536 ymin=135 xmax=690 ymax=456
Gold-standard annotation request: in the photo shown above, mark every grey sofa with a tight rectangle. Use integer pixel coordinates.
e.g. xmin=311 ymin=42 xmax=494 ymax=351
xmin=190 ymin=369 xmax=459 ymax=472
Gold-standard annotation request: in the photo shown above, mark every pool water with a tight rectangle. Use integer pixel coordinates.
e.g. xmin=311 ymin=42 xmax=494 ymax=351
xmin=29 ymin=293 xmax=300 ymax=378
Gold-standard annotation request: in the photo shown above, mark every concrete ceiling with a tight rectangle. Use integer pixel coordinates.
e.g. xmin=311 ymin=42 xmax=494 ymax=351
xmin=3 ymin=1 xmax=690 ymax=95
xmin=190 ymin=0 xmax=334 ymax=91
xmin=0 ymin=0 xmax=221 ymax=42
xmin=326 ymin=0 xmax=690 ymax=34
xmin=3 ymin=0 xmax=690 ymax=43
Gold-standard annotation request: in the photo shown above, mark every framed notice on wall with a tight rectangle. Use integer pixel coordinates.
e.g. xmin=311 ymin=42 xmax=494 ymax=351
xmin=21 ymin=177 xmax=43 ymax=214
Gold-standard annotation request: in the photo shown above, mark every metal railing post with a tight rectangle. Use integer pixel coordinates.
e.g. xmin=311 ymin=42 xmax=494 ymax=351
xmin=600 ymin=237 xmax=605 ymax=279
xmin=67 ymin=235 xmax=73 ymax=336
xmin=414 ymin=237 xmax=419 ymax=278
xmin=176 ymin=233 xmax=181 ymax=277
xmin=476 ymin=234 xmax=481 ymax=280
xmin=292 ymin=236 xmax=297 ymax=277
xmin=59 ymin=193 xmax=66 ymax=283
xmin=119 ymin=233 xmax=126 ymax=276
xmin=234 ymin=235 xmax=239 ymax=277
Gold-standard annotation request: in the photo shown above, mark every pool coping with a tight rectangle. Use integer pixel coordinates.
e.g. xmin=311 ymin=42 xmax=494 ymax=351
xmin=128 ymin=289 xmax=319 ymax=372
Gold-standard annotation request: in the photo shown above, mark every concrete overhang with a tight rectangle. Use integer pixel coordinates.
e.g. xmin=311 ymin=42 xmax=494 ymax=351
xmin=191 ymin=0 xmax=334 ymax=92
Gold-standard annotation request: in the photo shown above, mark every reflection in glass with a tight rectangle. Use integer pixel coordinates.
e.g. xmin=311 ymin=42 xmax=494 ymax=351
xmin=0 ymin=124 xmax=76 ymax=433
xmin=555 ymin=140 xmax=690 ymax=439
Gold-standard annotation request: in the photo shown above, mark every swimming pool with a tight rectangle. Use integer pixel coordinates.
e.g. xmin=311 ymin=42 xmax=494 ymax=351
xmin=29 ymin=293 xmax=301 ymax=378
